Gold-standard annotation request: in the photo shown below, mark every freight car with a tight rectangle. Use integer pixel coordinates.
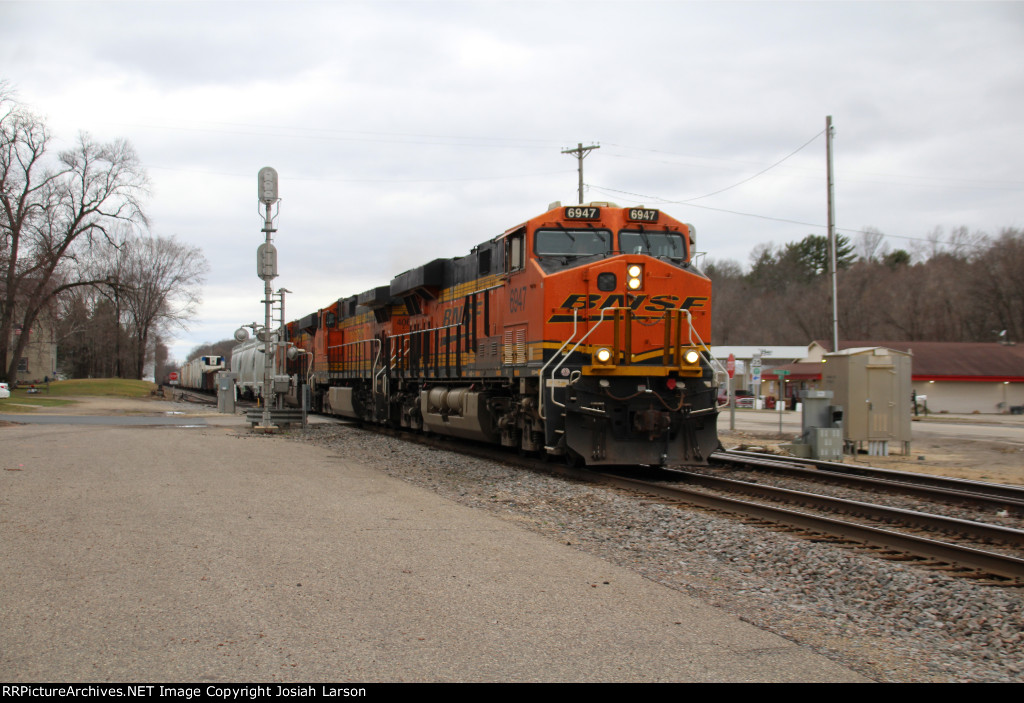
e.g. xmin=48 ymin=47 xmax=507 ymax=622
xmin=284 ymin=202 xmax=725 ymax=466
xmin=230 ymin=339 xmax=265 ymax=399
xmin=179 ymin=355 xmax=226 ymax=392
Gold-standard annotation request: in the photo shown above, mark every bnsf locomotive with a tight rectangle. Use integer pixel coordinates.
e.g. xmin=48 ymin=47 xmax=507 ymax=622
xmin=279 ymin=202 xmax=725 ymax=466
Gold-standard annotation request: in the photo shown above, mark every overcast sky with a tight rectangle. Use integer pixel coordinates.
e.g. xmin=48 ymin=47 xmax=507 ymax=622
xmin=3 ymin=0 xmax=1023 ymax=362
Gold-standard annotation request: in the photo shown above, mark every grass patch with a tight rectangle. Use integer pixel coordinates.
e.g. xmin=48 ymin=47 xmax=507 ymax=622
xmin=0 ymin=384 xmax=80 ymax=412
xmin=0 ymin=395 xmax=77 ymax=413
xmin=45 ymin=378 xmax=156 ymax=398
xmin=0 ymin=379 xmax=156 ymax=413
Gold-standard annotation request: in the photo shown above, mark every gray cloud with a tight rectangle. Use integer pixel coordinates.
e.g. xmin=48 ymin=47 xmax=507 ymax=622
xmin=2 ymin=0 xmax=1022 ymax=359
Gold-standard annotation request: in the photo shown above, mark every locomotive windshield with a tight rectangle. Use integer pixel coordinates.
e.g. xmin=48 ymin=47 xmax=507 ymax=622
xmin=534 ymin=229 xmax=612 ymax=258
xmin=619 ymin=231 xmax=686 ymax=261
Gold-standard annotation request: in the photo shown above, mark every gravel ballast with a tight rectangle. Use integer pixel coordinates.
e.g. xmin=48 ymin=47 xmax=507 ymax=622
xmin=293 ymin=423 xmax=1024 ymax=683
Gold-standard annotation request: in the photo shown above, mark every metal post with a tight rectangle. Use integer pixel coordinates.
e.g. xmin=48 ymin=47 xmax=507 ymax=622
xmin=275 ymin=287 xmax=291 ymax=410
xmin=775 ymin=368 xmax=791 ymax=434
xmin=257 ymin=167 xmax=280 ymax=431
xmin=826 ymin=116 xmax=839 ymax=353
xmin=729 ymin=383 xmax=735 ymax=431
xmin=261 ymin=202 xmax=276 ymax=429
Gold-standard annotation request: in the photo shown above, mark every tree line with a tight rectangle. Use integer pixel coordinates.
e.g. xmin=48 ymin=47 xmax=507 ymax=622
xmin=179 ymin=229 xmax=1024 ymax=371
xmin=705 ymin=227 xmax=1024 ymax=346
xmin=1 ymin=82 xmax=207 ymax=383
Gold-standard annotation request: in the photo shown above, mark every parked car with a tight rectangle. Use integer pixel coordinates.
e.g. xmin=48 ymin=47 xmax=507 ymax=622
xmin=718 ymin=389 xmax=755 ymax=406
xmin=0 ymin=382 xmax=9 ymax=399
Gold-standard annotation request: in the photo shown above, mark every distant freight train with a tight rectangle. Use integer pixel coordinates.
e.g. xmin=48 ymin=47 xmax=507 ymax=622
xmin=178 ymin=355 xmax=225 ymax=392
xmin=259 ymin=202 xmax=726 ymax=466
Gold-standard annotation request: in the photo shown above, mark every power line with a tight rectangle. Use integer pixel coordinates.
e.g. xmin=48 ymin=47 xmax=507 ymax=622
xmin=585 ymin=183 xmax=957 ymax=246
xmin=588 ymin=183 xmax=825 ymax=228
xmin=104 ymin=120 xmax=563 ymax=150
xmin=146 ymin=163 xmax=574 ymax=184
xmin=603 ymin=140 xmax=1024 ymax=190
xmin=678 ymin=130 xmax=825 ymax=202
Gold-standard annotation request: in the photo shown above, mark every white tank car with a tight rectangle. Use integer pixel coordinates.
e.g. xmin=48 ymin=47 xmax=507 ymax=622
xmin=231 ymin=340 xmax=265 ymax=399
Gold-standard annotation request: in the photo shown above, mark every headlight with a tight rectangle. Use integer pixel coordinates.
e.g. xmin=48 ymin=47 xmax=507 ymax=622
xmin=626 ymin=264 xmax=643 ymax=290
xmin=595 ymin=347 xmax=613 ymax=364
xmin=683 ymin=349 xmax=701 ymax=365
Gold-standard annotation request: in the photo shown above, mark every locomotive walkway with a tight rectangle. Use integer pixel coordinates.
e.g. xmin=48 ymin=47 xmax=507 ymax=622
xmin=0 ymin=399 xmax=868 ymax=682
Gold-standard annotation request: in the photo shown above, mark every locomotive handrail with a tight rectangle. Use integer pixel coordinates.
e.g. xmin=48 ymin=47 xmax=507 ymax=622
xmin=387 ymin=321 xmax=463 ymax=339
xmin=537 ymin=308 xmax=579 ymax=420
xmin=375 ymin=359 xmax=388 ymax=399
xmin=386 ymin=320 xmax=465 ymax=380
xmin=328 ymin=337 xmax=383 ymax=387
xmin=540 ymin=307 xmax=616 ymax=419
xmin=539 ymin=306 xmax=729 ymax=419
xmin=675 ymin=308 xmax=729 ymax=409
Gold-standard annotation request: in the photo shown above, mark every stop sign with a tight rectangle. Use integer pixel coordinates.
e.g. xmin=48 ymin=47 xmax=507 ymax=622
xmin=169 ymin=372 xmax=178 ymax=381
xmin=726 ymin=354 xmax=735 ymax=379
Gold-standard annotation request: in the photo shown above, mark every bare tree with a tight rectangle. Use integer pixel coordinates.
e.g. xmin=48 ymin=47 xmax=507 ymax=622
xmin=855 ymin=226 xmax=888 ymax=262
xmin=186 ymin=337 xmax=237 ymax=364
xmin=971 ymin=228 xmax=1024 ymax=344
xmin=121 ymin=234 xmax=208 ymax=379
xmin=152 ymin=333 xmax=170 ymax=384
xmin=92 ymin=225 xmax=147 ymax=377
xmin=0 ymin=85 xmax=148 ymax=382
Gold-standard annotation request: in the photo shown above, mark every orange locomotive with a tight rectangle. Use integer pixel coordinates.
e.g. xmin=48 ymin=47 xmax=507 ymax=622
xmin=286 ymin=202 xmax=725 ymax=466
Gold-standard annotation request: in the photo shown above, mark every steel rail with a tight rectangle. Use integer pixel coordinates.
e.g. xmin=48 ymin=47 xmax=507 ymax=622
xmin=718 ymin=449 xmax=1024 ymax=504
xmin=710 ymin=451 xmax=1024 ymax=512
xmin=668 ymin=470 xmax=1024 ymax=545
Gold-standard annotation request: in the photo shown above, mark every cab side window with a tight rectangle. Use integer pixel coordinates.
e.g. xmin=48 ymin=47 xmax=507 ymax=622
xmin=507 ymin=230 xmax=525 ymax=272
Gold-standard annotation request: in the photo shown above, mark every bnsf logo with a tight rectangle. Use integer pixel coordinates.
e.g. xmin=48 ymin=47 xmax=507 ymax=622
xmin=548 ymin=294 xmax=707 ymax=322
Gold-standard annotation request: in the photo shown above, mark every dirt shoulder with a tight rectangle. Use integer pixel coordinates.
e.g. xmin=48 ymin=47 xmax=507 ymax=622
xmin=3 ymin=394 xmax=215 ymax=416
xmin=719 ymin=429 xmax=1024 ymax=487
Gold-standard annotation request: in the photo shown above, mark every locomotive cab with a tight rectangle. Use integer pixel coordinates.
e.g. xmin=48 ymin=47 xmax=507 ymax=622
xmin=525 ymin=204 xmax=723 ymax=465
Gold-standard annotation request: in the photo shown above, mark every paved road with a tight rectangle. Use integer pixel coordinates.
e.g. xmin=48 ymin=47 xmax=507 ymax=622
xmin=725 ymin=408 xmax=1024 ymax=446
xmin=0 ymin=413 xmax=209 ymax=426
xmin=0 ymin=403 xmax=868 ymax=682
xmin=906 ymin=418 xmax=1024 ymax=445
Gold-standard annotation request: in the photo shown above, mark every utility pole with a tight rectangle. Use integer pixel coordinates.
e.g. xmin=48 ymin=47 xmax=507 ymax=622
xmin=561 ymin=142 xmax=599 ymax=204
xmin=826 ymin=116 xmax=839 ymax=353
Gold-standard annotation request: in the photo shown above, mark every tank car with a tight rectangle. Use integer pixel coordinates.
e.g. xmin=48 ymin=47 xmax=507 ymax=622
xmin=230 ymin=339 xmax=264 ymax=399
xmin=286 ymin=202 xmax=725 ymax=466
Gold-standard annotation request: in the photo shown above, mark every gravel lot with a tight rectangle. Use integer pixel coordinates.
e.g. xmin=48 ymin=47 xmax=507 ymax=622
xmin=293 ymin=423 xmax=1024 ymax=683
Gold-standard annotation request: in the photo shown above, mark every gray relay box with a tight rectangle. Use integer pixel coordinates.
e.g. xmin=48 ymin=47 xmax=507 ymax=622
xmin=810 ymin=427 xmax=843 ymax=461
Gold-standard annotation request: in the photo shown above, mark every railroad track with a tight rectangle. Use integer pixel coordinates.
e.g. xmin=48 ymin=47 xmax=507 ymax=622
xmin=172 ymin=388 xmax=218 ymax=405
xmin=589 ymin=467 xmax=1024 ymax=585
xmin=714 ymin=449 xmax=1024 ymax=512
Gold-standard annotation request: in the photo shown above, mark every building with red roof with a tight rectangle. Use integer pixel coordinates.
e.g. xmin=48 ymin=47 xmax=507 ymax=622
xmin=757 ymin=341 xmax=1024 ymax=414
